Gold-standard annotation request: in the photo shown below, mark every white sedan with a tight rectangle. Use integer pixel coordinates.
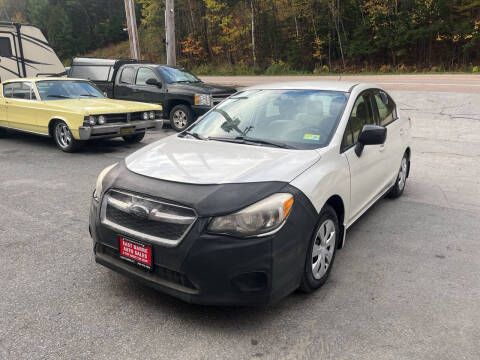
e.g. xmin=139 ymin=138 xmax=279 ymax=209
xmin=89 ymin=81 xmax=411 ymax=305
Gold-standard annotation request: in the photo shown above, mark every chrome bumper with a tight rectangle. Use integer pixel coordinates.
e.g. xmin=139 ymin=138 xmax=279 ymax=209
xmin=78 ymin=119 xmax=163 ymax=140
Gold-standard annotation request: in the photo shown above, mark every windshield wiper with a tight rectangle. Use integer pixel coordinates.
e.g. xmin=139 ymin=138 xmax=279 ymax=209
xmin=180 ymin=131 xmax=207 ymax=140
xmin=79 ymin=94 xmax=99 ymax=97
xmin=235 ymin=136 xmax=292 ymax=149
xmin=47 ymin=94 xmax=70 ymax=99
xmin=210 ymin=136 xmax=292 ymax=149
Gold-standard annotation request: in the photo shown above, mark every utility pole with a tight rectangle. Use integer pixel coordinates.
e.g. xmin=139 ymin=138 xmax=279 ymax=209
xmin=165 ymin=0 xmax=176 ymax=66
xmin=124 ymin=0 xmax=141 ymax=60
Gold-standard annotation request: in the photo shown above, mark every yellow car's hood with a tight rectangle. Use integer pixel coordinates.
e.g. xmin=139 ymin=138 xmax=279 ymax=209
xmin=44 ymin=98 xmax=162 ymax=115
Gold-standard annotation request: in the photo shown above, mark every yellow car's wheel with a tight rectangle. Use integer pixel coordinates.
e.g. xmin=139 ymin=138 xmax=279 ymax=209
xmin=0 ymin=127 xmax=8 ymax=138
xmin=53 ymin=121 xmax=83 ymax=153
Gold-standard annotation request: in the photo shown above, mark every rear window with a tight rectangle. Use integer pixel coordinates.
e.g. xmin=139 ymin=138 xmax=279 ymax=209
xmin=0 ymin=37 xmax=12 ymax=57
xmin=70 ymin=65 xmax=112 ymax=81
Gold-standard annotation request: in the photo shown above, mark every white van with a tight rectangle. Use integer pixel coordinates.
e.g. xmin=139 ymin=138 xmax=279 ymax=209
xmin=0 ymin=22 xmax=65 ymax=81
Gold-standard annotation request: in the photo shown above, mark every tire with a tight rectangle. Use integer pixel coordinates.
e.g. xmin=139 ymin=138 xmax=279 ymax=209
xmin=123 ymin=132 xmax=145 ymax=144
xmin=170 ymin=104 xmax=194 ymax=132
xmin=0 ymin=127 xmax=8 ymax=138
xmin=387 ymin=152 xmax=409 ymax=199
xmin=300 ymin=205 xmax=339 ymax=293
xmin=53 ymin=120 xmax=83 ymax=153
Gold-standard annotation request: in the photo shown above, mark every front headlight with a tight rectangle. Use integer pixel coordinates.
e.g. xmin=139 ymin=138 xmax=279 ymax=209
xmin=208 ymin=193 xmax=294 ymax=237
xmin=83 ymin=116 xmax=97 ymax=126
xmin=143 ymin=112 xmax=149 ymax=120
xmin=149 ymin=111 xmax=155 ymax=119
xmin=195 ymin=94 xmax=213 ymax=107
xmin=93 ymin=163 xmax=117 ymax=202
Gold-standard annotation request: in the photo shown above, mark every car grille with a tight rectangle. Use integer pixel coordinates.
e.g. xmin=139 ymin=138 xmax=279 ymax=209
xmin=212 ymin=94 xmax=232 ymax=105
xmin=104 ymin=112 xmax=156 ymax=124
xmin=100 ymin=189 xmax=197 ymax=246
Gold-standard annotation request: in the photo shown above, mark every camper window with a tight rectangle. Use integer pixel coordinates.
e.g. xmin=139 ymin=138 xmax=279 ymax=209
xmin=3 ymin=82 xmax=37 ymax=100
xmin=0 ymin=37 xmax=13 ymax=57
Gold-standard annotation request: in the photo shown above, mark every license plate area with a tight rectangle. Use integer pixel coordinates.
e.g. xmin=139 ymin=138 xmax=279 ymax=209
xmin=120 ymin=127 xmax=134 ymax=135
xmin=119 ymin=237 xmax=152 ymax=270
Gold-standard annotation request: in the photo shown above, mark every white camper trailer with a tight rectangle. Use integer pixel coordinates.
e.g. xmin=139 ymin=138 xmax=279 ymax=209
xmin=0 ymin=22 xmax=65 ymax=81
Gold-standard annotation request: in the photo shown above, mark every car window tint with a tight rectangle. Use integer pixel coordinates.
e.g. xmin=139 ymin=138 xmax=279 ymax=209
xmin=350 ymin=93 xmax=375 ymax=144
xmin=6 ymin=82 xmax=37 ymax=100
xmin=374 ymin=91 xmax=396 ymax=126
xmin=342 ymin=121 xmax=354 ymax=149
xmin=136 ymin=68 xmax=158 ymax=85
xmin=120 ymin=67 xmax=136 ymax=84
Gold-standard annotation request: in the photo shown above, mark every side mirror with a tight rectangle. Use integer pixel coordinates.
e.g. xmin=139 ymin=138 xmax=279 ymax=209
xmin=146 ymin=78 xmax=162 ymax=88
xmin=355 ymin=125 xmax=387 ymax=157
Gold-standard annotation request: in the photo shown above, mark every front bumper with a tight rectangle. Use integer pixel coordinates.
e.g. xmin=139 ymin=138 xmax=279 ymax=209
xmin=89 ymin=182 xmax=318 ymax=306
xmin=78 ymin=119 xmax=163 ymax=140
xmin=191 ymin=105 xmax=211 ymax=118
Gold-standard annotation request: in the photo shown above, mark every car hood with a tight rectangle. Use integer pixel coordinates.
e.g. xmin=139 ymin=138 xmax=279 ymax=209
xmin=125 ymin=136 xmax=321 ymax=185
xmin=44 ymin=98 xmax=162 ymax=114
xmin=168 ymin=82 xmax=236 ymax=95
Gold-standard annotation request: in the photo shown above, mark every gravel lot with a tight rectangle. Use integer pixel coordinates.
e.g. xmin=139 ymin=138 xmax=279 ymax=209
xmin=0 ymin=85 xmax=479 ymax=359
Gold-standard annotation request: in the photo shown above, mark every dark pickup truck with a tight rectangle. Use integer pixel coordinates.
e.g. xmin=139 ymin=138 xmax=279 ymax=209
xmin=69 ymin=58 xmax=237 ymax=131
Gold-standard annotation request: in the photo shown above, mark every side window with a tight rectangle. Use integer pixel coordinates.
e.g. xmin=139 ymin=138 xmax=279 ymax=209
xmin=4 ymin=82 xmax=36 ymax=100
xmin=3 ymin=83 xmax=15 ymax=98
xmin=341 ymin=92 xmax=376 ymax=151
xmin=374 ymin=91 xmax=396 ymax=126
xmin=120 ymin=67 xmax=136 ymax=84
xmin=0 ymin=37 xmax=12 ymax=57
xmin=350 ymin=93 xmax=375 ymax=144
xmin=136 ymin=68 xmax=158 ymax=86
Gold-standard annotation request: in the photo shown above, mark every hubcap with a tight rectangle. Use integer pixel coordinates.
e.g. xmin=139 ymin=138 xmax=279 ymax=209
xmin=397 ymin=157 xmax=408 ymax=190
xmin=311 ymin=219 xmax=336 ymax=280
xmin=55 ymin=123 xmax=72 ymax=148
xmin=172 ymin=110 xmax=187 ymax=129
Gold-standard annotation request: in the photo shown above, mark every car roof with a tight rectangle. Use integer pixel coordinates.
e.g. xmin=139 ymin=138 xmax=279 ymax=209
xmin=245 ymin=80 xmax=377 ymax=93
xmin=2 ymin=77 xmax=87 ymax=83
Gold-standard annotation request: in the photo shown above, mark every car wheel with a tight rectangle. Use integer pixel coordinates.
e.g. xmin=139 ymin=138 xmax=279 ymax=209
xmin=123 ymin=132 xmax=145 ymax=144
xmin=0 ymin=127 xmax=8 ymax=138
xmin=300 ymin=205 xmax=339 ymax=293
xmin=53 ymin=121 xmax=83 ymax=153
xmin=170 ymin=104 xmax=194 ymax=132
xmin=387 ymin=152 xmax=409 ymax=198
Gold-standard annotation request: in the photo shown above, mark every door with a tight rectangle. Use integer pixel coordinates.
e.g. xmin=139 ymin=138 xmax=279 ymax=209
xmin=114 ymin=66 xmax=137 ymax=101
xmin=0 ymin=34 xmax=21 ymax=80
xmin=3 ymin=81 xmax=41 ymax=133
xmin=372 ymin=90 xmax=404 ymax=185
xmin=134 ymin=67 xmax=165 ymax=105
xmin=342 ymin=90 xmax=388 ymax=223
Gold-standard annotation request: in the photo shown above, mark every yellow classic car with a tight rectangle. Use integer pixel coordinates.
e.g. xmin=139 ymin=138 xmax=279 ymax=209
xmin=0 ymin=78 xmax=163 ymax=152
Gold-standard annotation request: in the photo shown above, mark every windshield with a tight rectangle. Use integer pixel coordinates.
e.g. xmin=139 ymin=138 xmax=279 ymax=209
xmin=157 ymin=66 xmax=201 ymax=84
xmin=36 ymin=80 xmax=105 ymax=101
xmin=187 ymin=89 xmax=349 ymax=149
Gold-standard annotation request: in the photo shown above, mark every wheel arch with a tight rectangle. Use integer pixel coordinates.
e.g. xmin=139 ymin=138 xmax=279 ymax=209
xmin=405 ymin=147 xmax=411 ymax=178
xmin=325 ymin=195 xmax=346 ymax=249
xmin=48 ymin=117 xmax=71 ymax=137
xmin=166 ymin=99 xmax=192 ymax=117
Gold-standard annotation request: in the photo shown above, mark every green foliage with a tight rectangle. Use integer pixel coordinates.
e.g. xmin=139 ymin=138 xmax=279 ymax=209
xmin=3 ymin=0 xmax=480 ymax=72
